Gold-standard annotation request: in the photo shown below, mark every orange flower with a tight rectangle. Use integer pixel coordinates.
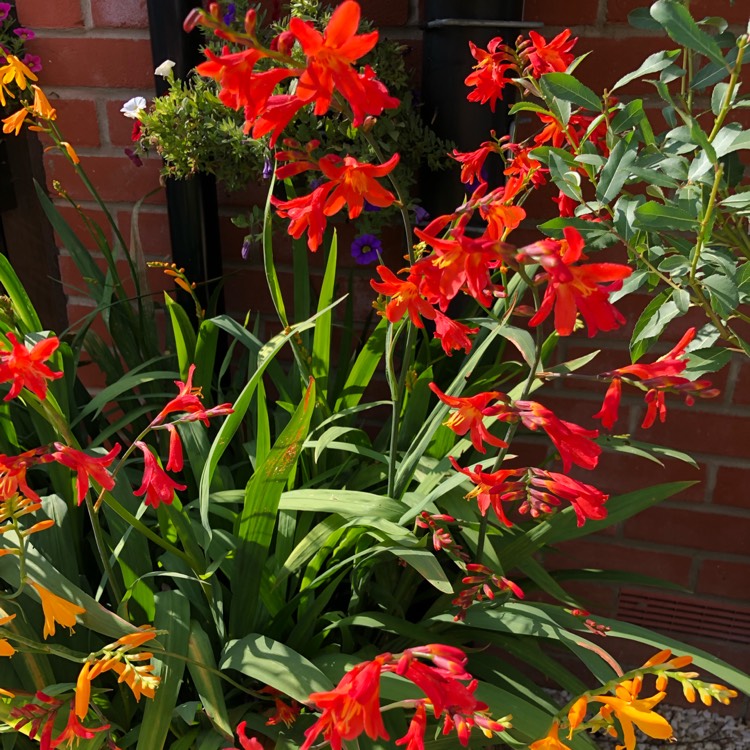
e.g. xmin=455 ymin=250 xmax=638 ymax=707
xmin=29 ymin=582 xmax=86 ymax=639
xmin=525 ymin=30 xmax=577 ymax=78
xmin=567 ymin=696 xmax=588 ymax=737
xmin=0 ymin=612 xmax=16 ymax=657
xmin=51 ymin=443 xmax=120 ymax=506
xmin=530 ymin=721 xmax=573 ymax=750
xmin=0 ymin=333 xmax=62 ymax=401
xmin=1 ymin=108 xmax=27 ymax=136
xmin=594 ymin=680 xmax=673 ymax=750
xmin=0 ymin=448 xmax=52 ymax=502
xmin=319 ymin=153 xmax=398 ymax=218
xmin=30 ymin=85 xmax=56 ymax=120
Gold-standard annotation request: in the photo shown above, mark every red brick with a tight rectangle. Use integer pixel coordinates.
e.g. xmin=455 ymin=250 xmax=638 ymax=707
xmin=116 ymin=209 xmax=171 ymax=260
xmin=573 ymin=36 xmax=672 ymax=95
xmin=16 ymin=0 xmax=84 ymax=28
xmin=41 ymin=99 xmax=101 ymax=148
xmin=359 ymin=0 xmax=408 ymax=27
xmin=608 ymin=0 xmax=749 ymax=25
xmin=713 ymin=465 xmax=750 ymax=508
xmin=106 ymin=100 xmax=142 ymax=147
xmin=26 ymin=38 xmax=153 ymax=89
xmin=92 ymin=0 xmax=149 ymax=28
xmin=524 ymin=0 xmax=599 ymax=26
xmin=632 ymin=408 xmax=749 ymax=459
xmin=44 ymin=153 xmax=164 ymax=204
xmin=697 ymin=559 xmax=750 ymax=600
xmin=624 ymin=506 xmax=750 ymax=555
xmin=547 ymin=538 xmax=694 ymax=587
xmin=736 ymin=363 xmax=750 ymax=405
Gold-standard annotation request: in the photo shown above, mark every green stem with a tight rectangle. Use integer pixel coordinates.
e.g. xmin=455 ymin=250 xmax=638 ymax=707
xmin=707 ymin=36 xmax=746 ymax=142
xmin=84 ymin=495 xmax=124 ymax=604
xmin=689 ymin=163 xmax=723 ymax=284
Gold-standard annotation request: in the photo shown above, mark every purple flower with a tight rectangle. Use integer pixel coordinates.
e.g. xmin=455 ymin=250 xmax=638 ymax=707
xmin=0 ymin=3 xmax=11 ymax=22
xmin=350 ymin=234 xmax=382 ymax=265
xmin=241 ymin=237 xmax=252 ymax=260
xmin=262 ymin=157 xmax=273 ymax=180
xmin=22 ymin=53 xmax=42 ymax=73
xmin=363 ymin=200 xmax=381 ymax=213
xmin=413 ymin=205 xmax=430 ymax=224
xmin=223 ymin=2 xmax=236 ymax=25
xmin=124 ymin=148 xmax=143 ymax=168
xmin=13 ymin=27 xmax=35 ymax=41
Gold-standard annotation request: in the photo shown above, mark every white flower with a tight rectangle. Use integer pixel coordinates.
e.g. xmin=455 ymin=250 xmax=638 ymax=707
xmin=154 ymin=59 xmax=176 ymax=78
xmin=120 ymin=96 xmax=147 ymax=119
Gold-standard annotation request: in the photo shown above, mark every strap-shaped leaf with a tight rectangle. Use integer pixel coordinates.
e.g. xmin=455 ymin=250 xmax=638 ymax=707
xmin=229 ymin=379 xmax=316 ymax=636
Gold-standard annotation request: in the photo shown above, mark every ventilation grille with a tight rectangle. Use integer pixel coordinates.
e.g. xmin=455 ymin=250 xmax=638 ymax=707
xmin=617 ymin=590 xmax=750 ymax=645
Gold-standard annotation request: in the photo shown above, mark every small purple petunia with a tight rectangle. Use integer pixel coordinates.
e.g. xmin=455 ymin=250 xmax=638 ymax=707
xmin=363 ymin=200 xmax=381 ymax=213
xmin=13 ymin=27 xmax=35 ymax=41
xmin=223 ymin=2 xmax=236 ymax=25
xmin=0 ymin=3 xmax=11 ymax=22
xmin=22 ymin=53 xmax=42 ymax=73
xmin=262 ymin=157 xmax=273 ymax=180
xmin=350 ymin=234 xmax=382 ymax=265
xmin=413 ymin=205 xmax=430 ymax=224
xmin=241 ymin=237 xmax=252 ymax=260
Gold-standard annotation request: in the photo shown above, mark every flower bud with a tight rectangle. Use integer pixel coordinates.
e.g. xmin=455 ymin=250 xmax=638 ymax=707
xmin=244 ymin=8 xmax=257 ymax=35
xmin=208 ymin=2 xmax=220 ymax=19
xmin=183 ymin=8 xmax=202 ymax=32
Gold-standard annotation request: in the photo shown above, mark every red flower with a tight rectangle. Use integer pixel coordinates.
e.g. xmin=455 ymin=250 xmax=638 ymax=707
xmin=371 ymin=265 xmax=436 ymax=328
xmin=429 ymin=383 xmax=512 ymax=454
xmin=395 ymin=702 xmax=427 ymax=750
xmin=290 ymin=0 xmax=398 ymax=124
xmin=133 ymin=442 xmax=186 ymax=508
xmin=449 ymin=458 xmax=525 ymax=526
xmin=0 ymin=333 xmax=62 ymax=401
xmin=432 ymin=311 xmax=478 ymax=356
xmin=525 ymin=29 xmax=577 ymax=78
xmin=302 ymin=657 xmax=389 ymax=750
xmin=0 ymin=447 xmax=53 ymax=502
xmin=319 ymin=153 xmax=398 ymax=218
xmin=522 ymin=227 xmax=631 ymax=337
xmin=251 ymin=94 xmax=306 ymax=147
xmin=528 ymin=469 xmax=608 ymax=526
xmin=225 ymin=722 xmax=264 ymax=750
xmin=504 ymin=144 xmax=546 ymax=188
xmin=272 ymin=184 xmax=330 ymax=252
xmin=593 ymin=328 xmax=720 ymax=429
xmin=515 ymin=400 xmax=601 ymax=471
xmin=465 ymin=37 xmax=516 ymax=112
xmin=155 ymin=364 xmax=233 ymax=426
xmin=452 ymin=142 xmax=497 ymax=185
xmin=51 ymin=443 xmax=120 ymax=505
xmin=453 ymin=562 xmax=525 ymax=618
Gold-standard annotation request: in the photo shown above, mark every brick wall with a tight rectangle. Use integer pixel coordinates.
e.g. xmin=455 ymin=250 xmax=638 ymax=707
xmin=12 ymin=0 xmax=750 ymax=675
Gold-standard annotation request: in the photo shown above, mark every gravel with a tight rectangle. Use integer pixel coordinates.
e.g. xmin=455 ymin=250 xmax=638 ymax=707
xmin=595 ymin=703 xmax=750 ymax=749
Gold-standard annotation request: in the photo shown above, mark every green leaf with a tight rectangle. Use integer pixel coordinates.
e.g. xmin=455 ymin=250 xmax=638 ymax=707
xmin=311 ymin=234 xmax=338 ymax=399
xmin=596 ymin=137 xmax=638 ymax=203
xmin=137 ymin=591 xmax=190 ymax=750
xmin=0 ymin=255 xmax=42 ymax=334
xmin=540 ymin=72 xmax=601 ymax=111
xmin=611 ymin=50 xmax=682 ymax=91
xmin=630 ymin=292 xmax=681 ymax=360
xmin=229 ymin=379 xmax=316 ymax=636
xmin=187 ymin=621 xmax=234 ymax=740
xmin=650 ymin=0 xmax=726 ymax=67
xmin=390 ymin=548 xmax=452 ymax=593
xmin=165 ymin=293 xmax=197 ymax=377
xmin=634 ymin=201 xmax=699 ymax=230
xmin=702 ymin=274 xmax=739 ymax=317
xmin=263 ymin=171 xmax=289 ymax=327
xmin=611 ymin=99 xmax=647 ymax=133
xmin=334 ymin=318 xmax=387 ymax=412
xmin=220 ymin=635 xmax=332 ymax=702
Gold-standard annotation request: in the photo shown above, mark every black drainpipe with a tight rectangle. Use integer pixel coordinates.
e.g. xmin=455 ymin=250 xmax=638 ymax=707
xmin=420 ymin=1 xmax=542 ymax=219
xmin=145 ymin=0 xmax=224 ymax=318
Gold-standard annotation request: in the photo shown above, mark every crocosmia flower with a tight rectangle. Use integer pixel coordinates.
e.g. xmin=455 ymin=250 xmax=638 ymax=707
xmin=29 ymin=582 xmax=86 ymax=639
xmin=0 ymin=333 xmax=62 ymax=401
xmin=133 ymin=442 xmax=186 ymax=508
xmin=525 ymin=29 xmax=577 ymax=77
xmin=371 ymin=265 xmax=436 ymax=328
xmin=51 ymin=443 xmax=120 ymax=505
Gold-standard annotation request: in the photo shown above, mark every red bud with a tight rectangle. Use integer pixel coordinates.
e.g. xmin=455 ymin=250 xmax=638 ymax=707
xmin=183 ymin=8 xmax=202 ymax=32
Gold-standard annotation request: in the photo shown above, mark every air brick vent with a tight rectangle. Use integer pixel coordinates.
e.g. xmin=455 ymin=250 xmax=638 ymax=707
xmin=617 ymin=590 xmax=750 ymax=645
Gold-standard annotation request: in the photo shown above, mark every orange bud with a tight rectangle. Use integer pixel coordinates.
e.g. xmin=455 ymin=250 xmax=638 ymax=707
xmin=567 ymin=696 xmax=587 ymax=736
xmin=23 ymin=519 xmax=55 ymax=536
xmin=208 ymin=3 xmax=220 ymax=19
xmin=75 ymin=662 xmax=92 ymax=719
xmin=669 ymin=655 xmax=693 ymax=669
xmin=682 ymin=682 xmax=696 ymax=703
xmin=642 ymin=649 xmax=671 ymax=668
xmin=655 ymin=674 xmax=668 ymax=691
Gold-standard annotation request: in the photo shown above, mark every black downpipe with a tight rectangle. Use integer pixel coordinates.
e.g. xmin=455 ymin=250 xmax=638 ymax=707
xmin=420 ymin=1 xmax=541 ymax=219
xmin=145 ymin=0 xmax=224 ymax=318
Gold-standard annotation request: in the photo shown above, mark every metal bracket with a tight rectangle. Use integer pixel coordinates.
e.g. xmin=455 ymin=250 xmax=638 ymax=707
xmin=425 ymin=18 xmax=544 ymax=29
